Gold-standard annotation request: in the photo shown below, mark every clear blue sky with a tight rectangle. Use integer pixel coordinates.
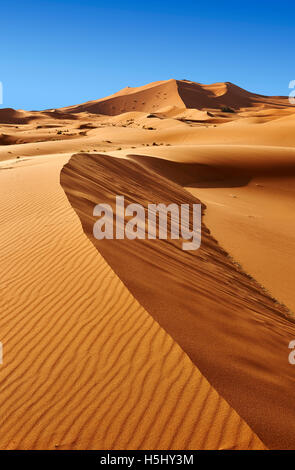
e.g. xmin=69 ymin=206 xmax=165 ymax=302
xmin=0 ymin=0 xmax=294 ymax=110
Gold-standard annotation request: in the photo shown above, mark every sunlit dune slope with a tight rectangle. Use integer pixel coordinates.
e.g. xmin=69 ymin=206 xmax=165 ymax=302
xmin=61 ymin=152 xmax=295 ymax=450
xmin=111 ymin=144 xmax=295 ymax=313
xmin=60 ymin=79 xmax=292 ymax=116
xmin=0 ymin=155 xmax=265 ymax=450
xmin=0 ymin=78 xmax=294 ymax=165
xmin=1 ymin=76 xmax=295 ymax=451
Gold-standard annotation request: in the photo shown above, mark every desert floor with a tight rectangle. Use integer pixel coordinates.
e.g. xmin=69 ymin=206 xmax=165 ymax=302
xmin=1 ymin=79 xmax=295 ymax=449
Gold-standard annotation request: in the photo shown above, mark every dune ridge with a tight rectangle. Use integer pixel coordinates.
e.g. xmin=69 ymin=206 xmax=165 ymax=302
xmin=111 ymin=144 xmax=295 ymax=313
xmin=60 ymin=79 xmax=292 ymax=116
xmin=1 ymin=78 xmax=294 ymax=166
xmin=61 ymin=152 xmax=295 ymax=450
xmin=1 ymin=77 xmax=295 ymax=450
xmin=0 ymin=155 xmax=265 ymax=450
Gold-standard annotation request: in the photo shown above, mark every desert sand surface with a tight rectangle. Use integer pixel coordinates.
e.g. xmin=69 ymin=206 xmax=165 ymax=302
xmin=111 ymin=144 xmax=295 ymax=313
xmin=1 ymin=79 xmax=295 ymax=449
xmin=61 ymin=152 xmax=295 ymax=450
xmin=0 ymin=154 xmax=264 ymax=450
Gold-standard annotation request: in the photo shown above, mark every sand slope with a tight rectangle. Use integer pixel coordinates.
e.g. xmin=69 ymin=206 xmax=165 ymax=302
xmin=61 ymin=152 xmax=295 ymax=449
xmin=0 ymin=155 xmax=265 ymax=450
xmin=1 ymin=78 xmax=295 ymax=450
xmin=61 ymin=79 xmax=292 ymax=116
xmin=111 ymin=144 xmax=295 ymax=313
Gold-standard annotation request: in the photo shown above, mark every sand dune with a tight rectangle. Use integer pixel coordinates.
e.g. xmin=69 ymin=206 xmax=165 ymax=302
xmin=1 ymin=78 xmax=294 ymax=164
xmin=0 ymin=108 xmax=36 ymax=124
xmin=0 ymin=133 xmax=18 ymax=145
xmin=2 ymin=112 xmax=295 ymax=165
xmin=1 ymin=78 xmax=295 ymax=450
xmin=61 ymin=79 xmax=292 ymax=116
xmin=110 ymin=144 xmax=295 ymax=313
xmin=62 ymin=152 xmax=295 ymax=449
xmin=0 ymin=155 xmax=265 ymax=450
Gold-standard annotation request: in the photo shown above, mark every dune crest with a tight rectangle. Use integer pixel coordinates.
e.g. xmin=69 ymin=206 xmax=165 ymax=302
xmin=61 ymin=152 xmax=295 ymax=449
xmin=60 ymin=79 xmax=293 ymax=116
xmin=0 ymin=155 xmax=265 ymax=450
xmin=1 ymin=77 xmax=295 ymax=450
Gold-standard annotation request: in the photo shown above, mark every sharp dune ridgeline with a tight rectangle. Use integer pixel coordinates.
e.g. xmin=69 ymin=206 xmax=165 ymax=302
xmin=1 ymin=79 xmax=295 ymax=450
xmin=60 ymin=79 xmax=291 ymax=115
xmin=61 ymin=152 xmax=295 ymax=450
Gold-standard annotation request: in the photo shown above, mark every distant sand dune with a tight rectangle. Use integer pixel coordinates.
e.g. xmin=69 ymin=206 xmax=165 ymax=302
xmin=0 ymin=133 xmax=18 ymax=145
xmin=60 ymin=79 xmax=292 ymax=116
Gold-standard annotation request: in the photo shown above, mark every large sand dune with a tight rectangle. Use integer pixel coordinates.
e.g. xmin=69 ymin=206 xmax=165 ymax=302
xmin=1 ymin=78 xmax=295 ymax=449
xmin=0 ymin=155 xmax=264 ymax=450
xmin=110 ymin=144 xmax=295 ymax=312
xmin=61 ymin=152 xmax=295 ymax=449
xmin=61 ymin=79 xmax=292 ymax=115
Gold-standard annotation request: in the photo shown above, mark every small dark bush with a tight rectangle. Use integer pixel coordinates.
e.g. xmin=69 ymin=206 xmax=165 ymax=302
xmin=221 ymin=106 xmax=235 ymax=113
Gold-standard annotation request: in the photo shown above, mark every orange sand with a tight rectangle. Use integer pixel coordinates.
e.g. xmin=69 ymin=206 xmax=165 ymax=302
xmin=1 ymin=79 xmax=295 ymax=449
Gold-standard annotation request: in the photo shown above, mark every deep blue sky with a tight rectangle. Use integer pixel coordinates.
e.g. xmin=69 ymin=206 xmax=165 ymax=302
xmin=0 ymin=0 xmax=294 ymax=110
